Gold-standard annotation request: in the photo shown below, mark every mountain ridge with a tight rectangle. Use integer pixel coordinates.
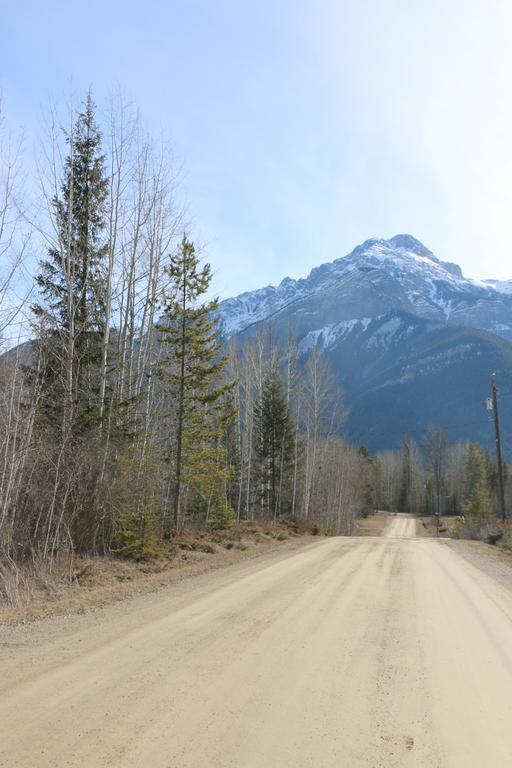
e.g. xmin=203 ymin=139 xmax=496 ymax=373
xmin=219 ymin=235 xmax=512 ymax=453
xmin=220 ymin=234 xmax=512 ymax=341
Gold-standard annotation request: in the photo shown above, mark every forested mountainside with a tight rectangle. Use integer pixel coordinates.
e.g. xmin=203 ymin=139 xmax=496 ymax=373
xmin=220 ymin=235 xmax=512 ymax=453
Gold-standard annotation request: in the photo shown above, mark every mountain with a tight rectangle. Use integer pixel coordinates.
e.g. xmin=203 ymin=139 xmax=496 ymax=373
xmin=220 ymin=234 xmax=512 ymax=341
xmin=330 ymin=312 xmax=512 ymax=451
xmin=219 ymin=235 xmax=512 ymax=454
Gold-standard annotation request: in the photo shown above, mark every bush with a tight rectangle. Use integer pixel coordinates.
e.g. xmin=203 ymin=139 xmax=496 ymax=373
xmin=113 ymin=508 xmax=163 ymax=560
xmin=451 ymin=518 xmax=500 ymax=543
xmin=464 ymin=484 xmax=492 ymax=523
xmin=207 ymin=495 xmax=235 ymax=531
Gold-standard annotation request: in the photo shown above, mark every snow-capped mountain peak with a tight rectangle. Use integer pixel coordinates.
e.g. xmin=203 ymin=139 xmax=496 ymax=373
xmin=387 ymin=233 xmax=434 ymax=257
xmin=219 ymin=234 xmax=512 ymax=340
xmin=218 ymin=233 xmax=512 ymax=454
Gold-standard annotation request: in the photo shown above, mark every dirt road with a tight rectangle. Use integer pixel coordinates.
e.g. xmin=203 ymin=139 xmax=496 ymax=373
xmin=3 ymin=515 xmax=512 ymax=767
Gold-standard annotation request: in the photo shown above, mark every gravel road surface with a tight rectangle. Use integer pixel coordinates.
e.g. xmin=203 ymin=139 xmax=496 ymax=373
xmin=2 ymin=515 xmax=512 ymax=767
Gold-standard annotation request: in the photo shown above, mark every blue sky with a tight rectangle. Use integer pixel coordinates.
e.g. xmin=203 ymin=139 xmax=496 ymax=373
xmin=2 ymin=0 xmax=512 ymax=299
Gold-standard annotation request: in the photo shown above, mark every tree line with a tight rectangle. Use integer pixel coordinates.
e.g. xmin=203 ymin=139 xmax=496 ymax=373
xmin=375 ymin=426 xmax=512 ymax=529
xmin=1 ymin=93 xmax=509 ymax=602
xmin=0 ymin=92 xmax=372 ymax=591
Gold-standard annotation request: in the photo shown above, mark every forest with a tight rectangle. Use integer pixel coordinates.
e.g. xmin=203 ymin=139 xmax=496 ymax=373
xmin=0 ymin=93 xmax=510 ymax=603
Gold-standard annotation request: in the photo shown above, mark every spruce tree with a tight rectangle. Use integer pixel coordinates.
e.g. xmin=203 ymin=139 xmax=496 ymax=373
xmin=464 ymin=443 xmax=493 ymax=522
xmin=33 ymin=93 xmax=108 ymax=434
xmin=358 ymin=446 xmax=379 ymax=516
xmin=398 ymin=439 xmax=413 ymax=514
xmin=158 ymin=235 xmax=234 ymax=531
xmin=254 ymin=367 xmax=295 ymax=518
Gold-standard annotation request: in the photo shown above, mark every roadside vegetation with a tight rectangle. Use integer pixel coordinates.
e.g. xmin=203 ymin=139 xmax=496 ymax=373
xmin=0 ymin=519 xmax=325 ymax=624
xmin=1 ymin=93 xmax=509 ymax=616
xmin=377 ymin=429 xmax=512 ymax=544
xmin=0 ymin=93 xmax=372 ymax=612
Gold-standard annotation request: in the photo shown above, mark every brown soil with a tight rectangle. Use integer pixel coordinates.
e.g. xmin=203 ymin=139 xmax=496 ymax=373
xmin=418 ymin=515 xmax=456 ymax=537
xmin=0 ymin=520 xmax=319 ymax=625
xmin=354 ymin=510 xmax=390 ymax=536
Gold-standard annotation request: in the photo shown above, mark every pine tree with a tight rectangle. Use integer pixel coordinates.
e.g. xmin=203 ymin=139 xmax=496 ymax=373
xmin=358 ymin=446 xmax=379 ymax=516
xmin=112 ymin=448 xmax=163 ymax=559
xmin=398 ymin=439 xmax=413 ymax=514
xmin=158 ymin=235 xmax=235 ymax=531
xmin=33 ymin=93 xmax=108 ymax=435
xmin=464 ymin=443 xmax=493 ymax=522
xmin=254 ymin=367 xmax=295 ymax=518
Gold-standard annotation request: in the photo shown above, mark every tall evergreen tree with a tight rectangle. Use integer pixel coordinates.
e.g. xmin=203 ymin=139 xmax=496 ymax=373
xmin=398 ymin=439 xmax=413 ymax=514
xmin=422 ymin=426 xmax=449 ymax=517
xmin=358 ymin=446 xmax=380 ymax=516
xmin=33 ymin=93 xmax=108 ymax=434
xmin=464 ymin=443 xmax=493 ymax=522
xmin=254 ymin=367 xmax=295 ymax=518
xmin=158 ymin=235 xmax=234 ymax=531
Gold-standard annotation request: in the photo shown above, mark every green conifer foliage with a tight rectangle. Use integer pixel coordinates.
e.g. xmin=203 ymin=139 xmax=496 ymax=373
xmin=464 ymin=443 xmax=493 ymax=522
xmin=206 ymin=491 xmax=235 ymax=530
xmin=254 ymin=367 xmax=295 ymax=518
xmin=398 ymin=440 xmax=413 ymax=514
xmin=33 ymin=93 xmax=108 ymax=433
xmin=158 ymin=235 xmax=235 ymax=531
xmin=112 ymin=450 xmax=163 ymax=559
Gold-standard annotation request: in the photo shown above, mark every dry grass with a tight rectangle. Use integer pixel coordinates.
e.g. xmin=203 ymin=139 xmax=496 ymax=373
xmin=417 ymin=516 xmax=436 ymax=537
xmin=354 ymin=511 xmax=390 ymax=537
xmin=418 ymin=515 xmax=512 ymax=549
xmin=0 ymin=520 xmax=317 ymax=625
xmin=418 ymin=516 xmax=460 ymax=537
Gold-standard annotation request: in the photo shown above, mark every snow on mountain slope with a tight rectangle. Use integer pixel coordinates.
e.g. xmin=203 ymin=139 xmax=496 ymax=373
xmin=217 ymin=278 xmax=310 ymax=336
xmin=218 ymin=235 xmax=512 ymax=452
xmin=484 ymin=279 xmax=512 ymax=295
xmin=297 ymin=318 xmax=373 ymax=353
xmin=219 ymin=234 xmax=512 ymax=340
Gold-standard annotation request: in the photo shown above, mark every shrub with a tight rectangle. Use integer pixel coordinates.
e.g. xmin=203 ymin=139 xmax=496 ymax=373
xmin=113 ymin=507 xmax=163 ymax=560
xmin=207 ymin=494 xmax=235 ymax=531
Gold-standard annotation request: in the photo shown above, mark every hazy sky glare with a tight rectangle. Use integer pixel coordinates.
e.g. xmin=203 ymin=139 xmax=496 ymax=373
xmin=2 ymin=0 xmax=512 ymax=299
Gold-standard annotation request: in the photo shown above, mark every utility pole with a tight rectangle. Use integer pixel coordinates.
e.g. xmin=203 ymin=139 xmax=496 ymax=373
xmin=491 ymin=373 xmax=507 ymax=523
